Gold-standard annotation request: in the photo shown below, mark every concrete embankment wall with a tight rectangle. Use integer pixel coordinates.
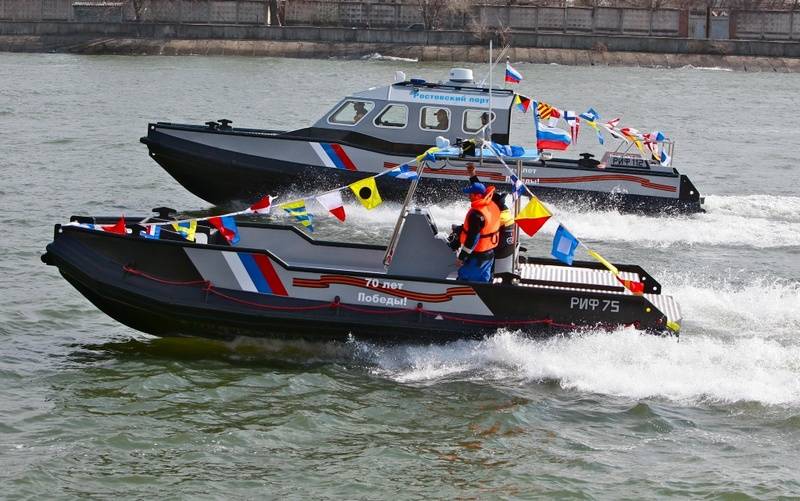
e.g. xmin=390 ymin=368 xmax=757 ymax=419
xmin=2 ymin=21 xmax=799 ymax=72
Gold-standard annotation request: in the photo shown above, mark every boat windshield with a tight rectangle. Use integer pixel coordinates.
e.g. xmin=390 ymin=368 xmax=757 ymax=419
xmin=328 ymin=100 xmax=375 ymax=126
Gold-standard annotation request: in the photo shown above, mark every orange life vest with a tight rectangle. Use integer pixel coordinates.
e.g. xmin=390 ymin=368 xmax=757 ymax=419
xmin=459 ymin=188 xmax=501 ymax=253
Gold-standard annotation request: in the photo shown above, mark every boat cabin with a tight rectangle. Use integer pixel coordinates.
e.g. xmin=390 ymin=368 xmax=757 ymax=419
xmin=308 ymin=68 xmax=515 ymax=148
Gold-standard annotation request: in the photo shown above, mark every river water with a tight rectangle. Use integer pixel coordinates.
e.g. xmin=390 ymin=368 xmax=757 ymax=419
xmin=1 ymin=52 xmax=799 ymax=498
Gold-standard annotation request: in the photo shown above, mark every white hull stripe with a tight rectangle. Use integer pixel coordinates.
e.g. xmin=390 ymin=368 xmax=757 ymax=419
xmin=310 ymin=142 xmax=337 ymax=169
xmin=222 ymin=251 xmax=258 ymax=293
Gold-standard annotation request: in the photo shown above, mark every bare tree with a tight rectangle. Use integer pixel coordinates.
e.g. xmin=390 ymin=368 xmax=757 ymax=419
xmin=417 ymin=0 xmax=450 ymax=29
xmin=128 ymin=0 xmax=149 ymax=21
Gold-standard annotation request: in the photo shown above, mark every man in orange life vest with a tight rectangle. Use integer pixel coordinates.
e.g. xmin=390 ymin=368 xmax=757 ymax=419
xmin=453 ymin=179 xmax=501 ymax=282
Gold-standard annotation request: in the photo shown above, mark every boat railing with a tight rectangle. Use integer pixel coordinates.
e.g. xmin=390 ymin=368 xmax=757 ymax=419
xmin=393 ymin=81 xmax=515 ymax=97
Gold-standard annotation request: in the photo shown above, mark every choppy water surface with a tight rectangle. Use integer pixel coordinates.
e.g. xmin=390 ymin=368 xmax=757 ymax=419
xmin=1 ymin=53 xmax=799 ymax=498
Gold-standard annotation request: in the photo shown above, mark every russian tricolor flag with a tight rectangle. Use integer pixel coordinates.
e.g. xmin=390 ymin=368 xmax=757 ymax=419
xmin=505 ymin=62 xmax=523 ymax=84
xmin=533 ymin=101 xmax=571 ymax=151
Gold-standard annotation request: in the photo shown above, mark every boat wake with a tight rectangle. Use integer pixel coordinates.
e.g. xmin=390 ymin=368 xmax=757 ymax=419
xmin=355 ymin=328 xmax=800 ymax=406
xmin=295 ymin=193 xmax=800 ymax=249
xmin=664 ymin=271 xmax=800 ymax=337
xmin=347 ymin=270 xmax=800 ymax=406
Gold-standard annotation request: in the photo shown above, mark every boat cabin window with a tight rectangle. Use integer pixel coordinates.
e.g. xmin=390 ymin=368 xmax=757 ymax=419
xmin=328 ymin=100 xmax=375 ymax=126
xmin=463 ymin=110 xmax=496 ymax=134
xmin=419 ymin=106 xmax=450 ymax=131
xmin=373 ymin=104 xmax=408 ymax=129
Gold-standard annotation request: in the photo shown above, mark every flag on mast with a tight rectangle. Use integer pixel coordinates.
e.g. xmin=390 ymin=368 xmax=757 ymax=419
xmin=505 ymin=62 xmax=523 ymax=84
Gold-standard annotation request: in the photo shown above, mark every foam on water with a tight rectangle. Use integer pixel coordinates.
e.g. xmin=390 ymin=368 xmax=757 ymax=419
xmin=360 ymin=53 xmax=419 ymax=63
xmin=552 ymin=196 xmax=800 ymax=248
xmin=272 ymin=193 xmax=800 ymax=249
xmin=704 ymin=194 xmax=800 ymax=222
xmin=349 ymin=265 xmax=800 ymax=405
xmin=679 ymin=65 xmax=734 ymax=72
xmin=358 ymin=329 xmax=800 ymax=406
xmin=664 ymin=272 xmax=800 ymax=337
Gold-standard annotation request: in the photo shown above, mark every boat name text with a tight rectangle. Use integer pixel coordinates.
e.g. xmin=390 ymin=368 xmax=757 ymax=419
xmin=410 ymin=92 xmax=490 ymax=105
xmin=365 ymin=278 xmax=404 ymax=290
xmin=358 ymin=292 xmax=408 ymax=307
xmin=570 ymin=297 xmax=620 ymax=312
xmin=608 ymin=154 xmax=652 ymax=169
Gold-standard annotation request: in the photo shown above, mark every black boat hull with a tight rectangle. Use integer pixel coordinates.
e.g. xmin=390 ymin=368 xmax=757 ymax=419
xmin=141 ymin=123 xmax=704 ymax=214
xmin=43 ymin=221 xmax=677 ymax=343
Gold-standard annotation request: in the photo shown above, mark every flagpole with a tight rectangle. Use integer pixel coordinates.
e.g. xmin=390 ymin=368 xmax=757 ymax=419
xmin=504 ymin=56 xmax=509 ymax=91
xmin=487 ymin=39 xmax=492 ymax=143
xmin=512 ymin=159 xmax=522 ymax=275
xmin=382 ymin=161 xmax=425 ymax=269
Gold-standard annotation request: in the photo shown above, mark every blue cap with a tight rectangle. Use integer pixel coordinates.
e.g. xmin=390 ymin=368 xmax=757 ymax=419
xmin=462 ymin=182 xmax=486 ymax=195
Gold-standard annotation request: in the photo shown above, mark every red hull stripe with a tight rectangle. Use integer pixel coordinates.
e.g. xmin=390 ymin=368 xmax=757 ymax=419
xmin=536 ymin=174 xmax=677 ymax=192
xmin=384 ymin=162 xmax=675 ymax=192
xmin=382 ymin=162 xmax=505 ymax=181
xmin=252 ymin=254 xmax=288 ymax=296
xmin=329 ymin=143 xmax=358 ymax=171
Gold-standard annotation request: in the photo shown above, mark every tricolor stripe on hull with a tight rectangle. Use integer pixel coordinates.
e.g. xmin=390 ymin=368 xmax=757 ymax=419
xmin=222 ymin=251 xmax=288 ymax=296
xmin=310 ymin=142 xmax=358 ymax=171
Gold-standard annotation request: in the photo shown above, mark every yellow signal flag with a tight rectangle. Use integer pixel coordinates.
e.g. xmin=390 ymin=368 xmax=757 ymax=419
xmin=514 ymin=197 xmax=551 ymax=237
xmin=349 ymin=176 xmax=382 ymax=210
xmin=586 ymin=249 xmax=620 ymax=276
xmin=171 ymin=220 xmax=197 ymax=242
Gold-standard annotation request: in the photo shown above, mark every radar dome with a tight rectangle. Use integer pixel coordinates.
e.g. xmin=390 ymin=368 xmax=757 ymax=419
xmin=448 ymin=68 xmax=474 ymax=84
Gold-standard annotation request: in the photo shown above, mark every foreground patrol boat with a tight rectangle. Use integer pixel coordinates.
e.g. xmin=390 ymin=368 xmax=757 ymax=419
xmin=141 ymin=69 xmax=703 ymax=214
xmin=42 ymin=206 xmax=682 ymax=342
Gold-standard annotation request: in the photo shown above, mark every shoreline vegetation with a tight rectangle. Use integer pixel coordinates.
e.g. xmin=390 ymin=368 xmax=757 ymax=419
xmin=1 ymin=34 xmax=798 ymax=72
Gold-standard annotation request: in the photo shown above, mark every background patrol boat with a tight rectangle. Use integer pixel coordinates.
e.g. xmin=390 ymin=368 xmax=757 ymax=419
xmin=141 ymin=68 xmax=703 ymax=214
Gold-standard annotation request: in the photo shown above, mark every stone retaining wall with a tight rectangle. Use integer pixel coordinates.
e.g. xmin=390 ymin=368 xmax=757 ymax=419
xmin=2 ymin=21 xmax=800 ymax=58
xmin=1 ymin=34 xmax=798 ymax=72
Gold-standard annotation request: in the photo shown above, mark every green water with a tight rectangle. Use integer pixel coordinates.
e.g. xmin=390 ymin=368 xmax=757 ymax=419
xmin=1 ymin=53 xmax=799 ymax=498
